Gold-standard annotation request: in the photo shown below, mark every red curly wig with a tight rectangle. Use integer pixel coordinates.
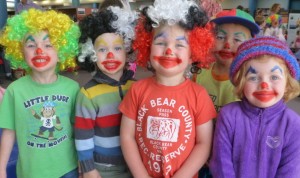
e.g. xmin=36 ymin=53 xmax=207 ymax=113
xmin=133 ymin=15 xmax=215 ymax=69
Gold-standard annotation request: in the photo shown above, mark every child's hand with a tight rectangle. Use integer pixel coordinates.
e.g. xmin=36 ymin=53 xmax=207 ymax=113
xmin=78 ymin=172 xmax=82 ymax=178
xmin=78 ymin=163 xmax=82 ymax=178
xmin=31 ymin=109 xmax=36 ymax=115
xmin=83 ymin=169 xmax=101 ymax=178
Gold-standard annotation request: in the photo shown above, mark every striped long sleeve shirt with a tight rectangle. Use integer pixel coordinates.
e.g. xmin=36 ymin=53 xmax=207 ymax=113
xmin=74 ymin=69 xmax=134 ymax=173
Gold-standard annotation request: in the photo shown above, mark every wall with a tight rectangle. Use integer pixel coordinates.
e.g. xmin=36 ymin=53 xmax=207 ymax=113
xmin=222 ymin=0 xmax=289 ymax=10
xmin=257 ymin=0 xmax=288 ymax=9
xmin=222 ymin=0 xmax=248 ymax=10
xmin=290 ymin=1 xmax=300 ymax=10
xmin=130 ymin=1 xmax=153 ymax=11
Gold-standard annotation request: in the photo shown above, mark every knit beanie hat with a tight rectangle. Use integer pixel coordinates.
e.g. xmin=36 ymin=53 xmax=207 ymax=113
xmin=230 ymin=36 xmax=300 ymax=82
xmin=211 ymin=9 xmax=260 ymax=36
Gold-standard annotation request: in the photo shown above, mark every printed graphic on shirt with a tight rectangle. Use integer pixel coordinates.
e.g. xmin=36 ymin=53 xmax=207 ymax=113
xmin=24 ymin=95 xmax=71 ymax=149
xmin=147 ymin=116 xmax=179 ymax=142
xmin=136 ymin=97 xmax=194 ymax=177
xmin=209 ymin=94 xmax=221 ymax=112
xmin=266 ymin=136 xmax=281 ymax=149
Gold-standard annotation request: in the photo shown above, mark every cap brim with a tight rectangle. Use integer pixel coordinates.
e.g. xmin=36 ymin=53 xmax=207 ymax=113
xmin=211 ymin=16 xmax=260 ymax=36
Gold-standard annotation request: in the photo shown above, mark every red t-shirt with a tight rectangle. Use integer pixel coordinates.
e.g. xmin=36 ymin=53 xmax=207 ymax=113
xmin=120 ymin=77 xmax=216 ymax=178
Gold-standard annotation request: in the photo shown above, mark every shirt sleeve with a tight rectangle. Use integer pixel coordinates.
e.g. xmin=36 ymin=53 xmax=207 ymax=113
xmin=195 ymin=88 xmax=217 ymax=125
xmin=209 ymin=108 xmax=236 ymax=178
xmin=277 ymin=28 xmax=286 ymax=41
xmin=119 ymin=83 xmax=138 ymax=120
xmin=0 ymin=86 xmax=15 ymax=130
xmin=74 ymin=88 xmax=96 ymax=173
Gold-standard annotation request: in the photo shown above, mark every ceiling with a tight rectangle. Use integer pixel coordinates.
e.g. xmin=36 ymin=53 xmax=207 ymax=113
xmin=6 ymin=0 xmax=105 ymax=11
xmin=6 ymin=0 xmax=152 ymax=11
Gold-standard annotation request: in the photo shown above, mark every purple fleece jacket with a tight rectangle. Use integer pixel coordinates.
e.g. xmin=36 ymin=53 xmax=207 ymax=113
xmin=210 ymin=99 xmax=300 ymax=178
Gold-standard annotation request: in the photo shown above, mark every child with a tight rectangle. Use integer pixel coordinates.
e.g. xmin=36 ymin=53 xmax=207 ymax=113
xmin=119 ymin=0 xmax=217 ymax=177
xmin=74 ymin=6 xmax=137 ymax=178
xmin=292 ymin=30 xmax=300 ymax=49
xmin=255 ymin=15 xmax=266 ymax=36
xmin=195 ymin=9 xmax=260 ymax=113
xmin=210 ymin=36 xmax=300 ymax=178
xmin=269 ymin=3 xmax=281 ymax=16
xmin=98 ymin=0 xmax=138 ymax=78
xmin=255 ymin=9 xmax=263 ymax=17
xmin=264 ymin=14 xmax=285 ymax=41
xmin=0 ymin=9 xmax=80 ymax=178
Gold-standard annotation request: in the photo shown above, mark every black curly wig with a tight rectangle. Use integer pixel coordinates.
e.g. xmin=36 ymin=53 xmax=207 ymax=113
xmin=79 ymin=9 xmax=118 ymax=44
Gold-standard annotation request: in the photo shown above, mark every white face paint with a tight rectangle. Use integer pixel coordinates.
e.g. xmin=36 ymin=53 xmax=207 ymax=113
xmin=243 ymin=56 xmax=287 ymax=108
xmin=23 ymin=31 xmax=58 ymax=73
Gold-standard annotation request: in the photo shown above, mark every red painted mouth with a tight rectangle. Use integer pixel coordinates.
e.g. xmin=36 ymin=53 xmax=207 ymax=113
xmin=31 ymin=56 xmax=51 ymax=68
xmin=253 ymin=91 xmax=278 ymax=102
xmin=217 ymin=50 xmax=236 ymax=60
xmin=101 ymin=60 xmax=122 ymax=71
xmin=153 ymin=56 xmax=182 ymax=69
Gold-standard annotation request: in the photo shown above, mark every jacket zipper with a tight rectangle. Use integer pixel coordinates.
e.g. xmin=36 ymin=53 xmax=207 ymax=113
xmin=255 ymin=109 xmax=263 ymax=162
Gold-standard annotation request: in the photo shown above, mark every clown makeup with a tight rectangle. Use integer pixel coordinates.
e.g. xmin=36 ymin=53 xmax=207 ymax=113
xmin=214 ymin=24 xmax=251 ymax=65
xmin=243 ymin=56 xmax=286 ymax=108
xmin=94 ymin=33 xmax=126 ymax=80
xmin=271 ymin=20 xmax=279 ymax=28
xmin=150 ymin=24 xmax=191 ymax=78
xmin=23 ymin=31 xmax=59 ymax=72
xmin=152 ymin=33 xmax=186 ymax=68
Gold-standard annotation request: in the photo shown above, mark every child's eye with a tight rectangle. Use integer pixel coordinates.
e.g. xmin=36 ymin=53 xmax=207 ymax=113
xmin=216 ymin=35 xmax=225 ymax=41
xmin=176 ymin=43 xmax=185 ymax=48
xmin=248 ymin=76 xmax=259 ymax=82
xmin=45 ymin=44 xmax=53 ymax=48
xmin=98 ymin=48 xmax=107 ymax=53
xmin=234 ymin=38 xmax=243 ymax=43
xmin=154 ymin=42 xmax=166 ymax=46
xmin=115 ymin=46 xmax=123 ymax=51
xmin=26 ymin=43 xmax=36 ymax=48
xmin=271 ymin=75 xmax=279 ymax=80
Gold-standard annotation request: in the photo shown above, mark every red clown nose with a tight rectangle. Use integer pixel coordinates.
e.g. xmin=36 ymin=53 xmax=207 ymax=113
xmin=224 ymin=42 xmax=230 ymax=49
xmin=107 ymin=52 xmax=114 ymax=58
xmin=36 ymin=48 xmax=43 ymax=55
xmin=165 ymin=48 xmax=172 ymax=55
xmin=260 ymin=82 xmax=268 ymax=89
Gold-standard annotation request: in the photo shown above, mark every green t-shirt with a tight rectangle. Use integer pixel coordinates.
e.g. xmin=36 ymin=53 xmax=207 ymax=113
xmin=0 ymin=75 xmax=79 ymax=178
xmin=196 ymin=64 xmax=238 ymax=113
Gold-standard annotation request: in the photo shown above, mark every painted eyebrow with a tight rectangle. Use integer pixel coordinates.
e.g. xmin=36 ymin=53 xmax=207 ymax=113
xmin=25 ymin=35 xmax=35 ymax=42
xmin=234 ymin=32 xmax=246 ymax=38
xmin=271 ymin=65 xmax=283 ymax=73
xmin=246 ymin=66 xmax=257 ymax=75
xmin=154 ymin=32 xmax=166 ymax=40
xmin=176 ymin=36 xmax=188 ymax=43
xmin=113 ymin=38 xmax=123 ymax=45
xmin=95 ymin=38 xmax=108 ymax=46
xmin=43 ymin=34 xmax=49 ymax=40
xmin=218 ymin=29 xmax=227 ymax=35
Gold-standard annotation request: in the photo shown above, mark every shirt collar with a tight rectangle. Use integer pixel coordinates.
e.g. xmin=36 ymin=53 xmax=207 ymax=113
xmin=241 ymin=98 xmax=286 ymax=122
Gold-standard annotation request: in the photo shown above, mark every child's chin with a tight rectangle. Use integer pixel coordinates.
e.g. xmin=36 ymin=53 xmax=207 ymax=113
xmin=252 ymin=100 xmax=276 ymax=108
